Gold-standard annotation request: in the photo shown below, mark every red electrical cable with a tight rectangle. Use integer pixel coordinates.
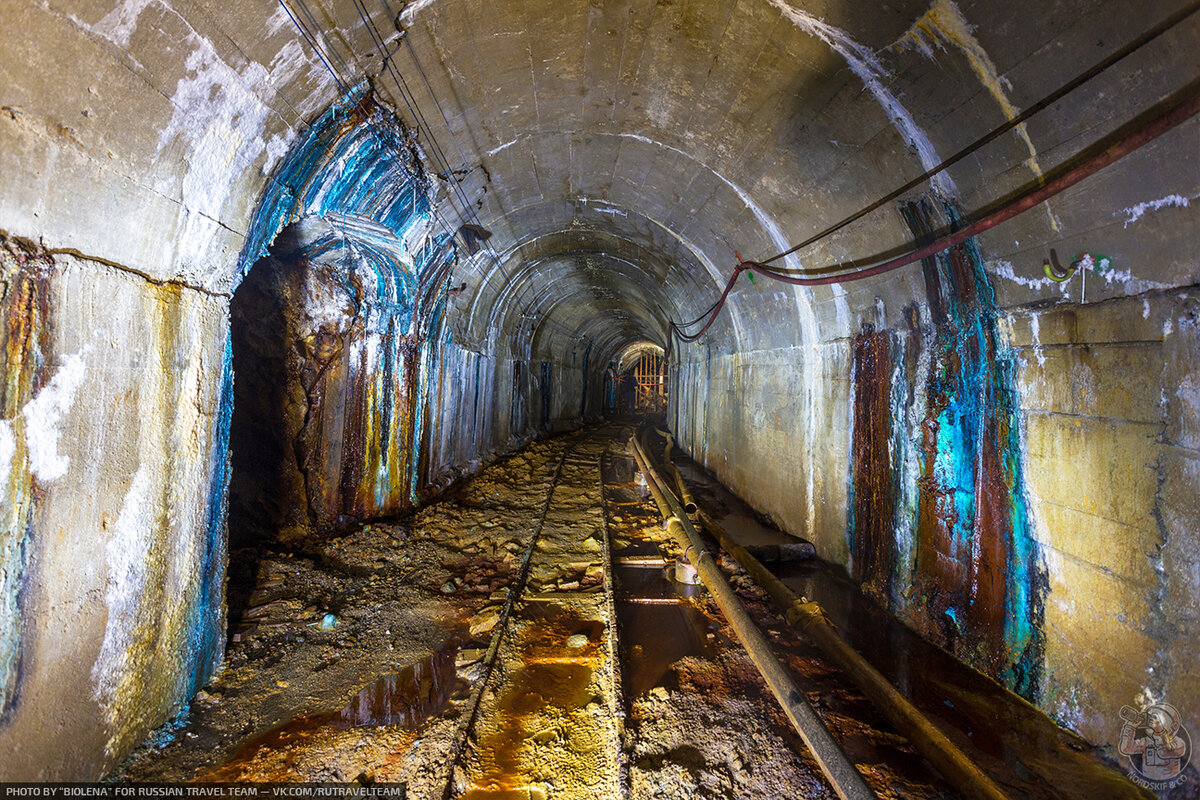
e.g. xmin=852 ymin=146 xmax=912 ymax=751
xmin=671 ymin=261 xmax=750 ymax=342
xmin=671 ymin=80 xmax=1200 ymax=343
xmin=752 ymin=0 xmax=1200 ymax=271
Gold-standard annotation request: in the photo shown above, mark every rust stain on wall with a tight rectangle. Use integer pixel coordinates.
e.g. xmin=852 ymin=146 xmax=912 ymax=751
xmin=841 ymin=199 xmax=1047 ymax=699
xmin=849 ymin=324 xmax=897 ymax=603
xmin=0 ymin=234 xmax=51 ymax=719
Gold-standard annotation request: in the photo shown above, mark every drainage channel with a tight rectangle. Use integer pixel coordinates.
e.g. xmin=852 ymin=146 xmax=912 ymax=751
xmin=116 ymin=424 xmax=1116 ymax=798
xmin=602 ymin=440 xmax=713 ymax=700
xmin=602 ymin=433 xmax=857 ymax=799
xmin=662 ymin=437 xmax=1159 ymax=800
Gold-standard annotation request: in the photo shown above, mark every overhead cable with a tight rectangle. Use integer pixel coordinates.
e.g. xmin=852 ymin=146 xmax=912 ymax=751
xmin=673 ymin=75 xmax=1200 ymax=343
xmin=753 ymin=0 xmax=1200 ymax=270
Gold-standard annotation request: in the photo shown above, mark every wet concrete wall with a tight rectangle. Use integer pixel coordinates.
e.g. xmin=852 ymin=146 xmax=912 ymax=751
xmin=223 ymin=88 xmax=593 ymax=552
xmin=670 ymin=197 xmax=1200 ymax=754
xmin=0 ymin=236 xmax=230 ymax=778
xmin=0 ymin=225 xmax=580 ymax=780
xmin=228 ymin=245 xmax=589 ymax=547
xmin=1003 ymin=291 xmax=1200 ymax=746
xmin=1 ymin=2 xmax=345 ymax=773
xmin=654 ymin=0 xmax=1200 ymax=759
xmin=0 ymin=82 xmax=588 ymax=781
xmin=228 ymin=236 xmax=450 ymax=543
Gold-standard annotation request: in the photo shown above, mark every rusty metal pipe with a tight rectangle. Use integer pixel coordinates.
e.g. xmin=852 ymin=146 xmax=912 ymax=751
xmin=655 ymin=429 xmax=698 ymax=518
xmin=643 ymin=434 xmax=1012 ymax=799
xmin=750 ymin=79 xmax=1200 ymax=288
xmin=696 ymin=511 xmax=1011 ymax=800
xmin=647 ymin=440 xmax=1012 ymax=800
xmin=635 ymin=429 xmax=1015 ymax=800
xmin=673 ymin=79 xmax=1200 ymax=343
xmin=629 ymin=434 xmax=877 ymax=800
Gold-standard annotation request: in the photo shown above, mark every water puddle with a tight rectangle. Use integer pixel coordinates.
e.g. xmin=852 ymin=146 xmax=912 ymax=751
xmin=461 ymin=602 xmax=611 ymax=798
xmin=336 ymin=642 xmax=460 ymax=728
xmin=603 ymin=451 xmax=716 ymax=698
xmin=615 ymin=557 xmax=702 ymax=602
xmin=612 ymin=529 xmax=712 ymax=695
xmin=617 ymin=601 xmax=716 ymax=698
xmin=204 ymin=640 xmax=461 ymax=779
xmin=771 ymin=537 xmax=1139 ymax=798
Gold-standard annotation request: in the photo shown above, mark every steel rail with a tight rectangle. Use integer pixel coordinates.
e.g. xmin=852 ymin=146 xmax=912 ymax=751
xmin=643 ymin=436 xmax=1011 ymax=800
xmin=629 ymin=432 xmax=877 ymax=800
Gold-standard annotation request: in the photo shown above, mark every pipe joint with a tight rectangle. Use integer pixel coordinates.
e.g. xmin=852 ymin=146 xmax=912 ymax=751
xmin=786 ymin=598 xmax=833 ymax=632
xmin=682 ymin=541 xmax=708 ymax=566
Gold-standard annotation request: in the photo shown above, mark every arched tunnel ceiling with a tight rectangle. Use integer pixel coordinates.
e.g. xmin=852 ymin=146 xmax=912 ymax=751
xmin=365 ymin=0 xmax=1194 ymax=361
xmin=6 ymin=0 xmax=1194 ymax=357
xmin=1 ymin=3 xmax=1197 ymax=774
xmin=401 ymin=0 xmax=935 ymax=357
xmin=459 ymin=224 xmax=706 ymax=360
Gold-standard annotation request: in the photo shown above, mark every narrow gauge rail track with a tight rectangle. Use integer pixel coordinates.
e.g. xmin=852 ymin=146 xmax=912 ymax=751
xmin=441 ymin=432 xmax=624 ymax=800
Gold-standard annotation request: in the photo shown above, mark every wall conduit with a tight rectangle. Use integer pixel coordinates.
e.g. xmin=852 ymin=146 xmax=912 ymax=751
xmin=672 ymin=78 xmax=1200 ymax=343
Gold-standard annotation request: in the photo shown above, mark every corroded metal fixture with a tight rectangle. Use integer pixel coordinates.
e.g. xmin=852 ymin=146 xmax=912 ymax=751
xmin=702 ymin=506 xmax=1011 ymax=800
xmin=673 ymin=78 xmax=1200 ymax=342
xmin=629 ymin=433 xmax=877 ymax=800
xmin=652 ymin=451 xmax=1014 ymax=800
xmin=656 ymin=429 xmax=699 ymax=521
xmin=672 ymin=555 xmax=700 ymax=585
xmin=1043 ymin=248 xmax=1077 ymax=282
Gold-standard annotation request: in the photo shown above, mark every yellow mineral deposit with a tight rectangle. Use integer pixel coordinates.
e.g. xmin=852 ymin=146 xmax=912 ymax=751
xmin=1 ymin=1 xmax=1196 ymax=798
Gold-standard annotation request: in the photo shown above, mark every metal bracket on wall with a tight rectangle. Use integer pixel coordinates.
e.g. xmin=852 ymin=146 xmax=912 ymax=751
xmin=1043 ymin=248 xmax=1077 ymax=282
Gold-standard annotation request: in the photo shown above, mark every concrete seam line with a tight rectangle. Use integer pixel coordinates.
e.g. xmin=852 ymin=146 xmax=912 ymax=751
xmin=1 ymin=234 xmax=232 ymax=298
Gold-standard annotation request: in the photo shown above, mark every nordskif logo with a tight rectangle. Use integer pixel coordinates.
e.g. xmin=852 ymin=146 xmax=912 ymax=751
xmin=1118 ymin=702 xmax=1191 ymax=791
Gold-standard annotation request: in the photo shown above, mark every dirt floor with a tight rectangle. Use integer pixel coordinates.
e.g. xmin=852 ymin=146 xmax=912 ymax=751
xmin=116 ymin=425 xmax=860 ymax=798
xmin=118 ymin=432 xmax=586 ymax=793
xmin=114 ymin=423 xmax=1175 ymax=800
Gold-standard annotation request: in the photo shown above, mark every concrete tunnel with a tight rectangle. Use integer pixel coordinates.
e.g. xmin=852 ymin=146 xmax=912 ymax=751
xmin=1 ymin=0 xmax=1198 ymax=794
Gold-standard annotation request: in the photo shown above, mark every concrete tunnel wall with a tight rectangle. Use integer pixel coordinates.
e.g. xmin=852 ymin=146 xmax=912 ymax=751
xmin=0 ymin=0 xmax=1197 ymax=780
xmin=0 ymin=80 xmax=595 ymax=776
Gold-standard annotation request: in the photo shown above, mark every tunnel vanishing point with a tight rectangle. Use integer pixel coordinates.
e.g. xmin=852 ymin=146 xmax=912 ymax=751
xmin=1 ymin=0 xmax=1198 ymax=790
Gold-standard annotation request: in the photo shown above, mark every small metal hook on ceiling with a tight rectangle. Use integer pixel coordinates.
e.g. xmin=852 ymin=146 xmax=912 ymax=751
xmin=1044 ymin=249 xmax=1113 ymax=304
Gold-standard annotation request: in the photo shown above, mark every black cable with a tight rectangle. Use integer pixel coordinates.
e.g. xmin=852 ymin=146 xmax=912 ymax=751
xmin=290 ymin=0 xmax=676 ymax=349
xmin=354 ymin=2 xmax=618 ymax=348
xmin=754 ymin=0 xmax=1200 ymax=269
xmin=666 ymin=1 xmax=1200 ymax=343
xmin=291 ymin=0 xmax=358 ymax=78
xmin=671 ymin=78 xmax=1200 ymax=344
xmin=350 ymin=0 xmax=520 ymax=306
xmin=277 ymin=0 xmax=348 ymax=93
xmin=275 ymin=0 xmax=464 ymax=322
